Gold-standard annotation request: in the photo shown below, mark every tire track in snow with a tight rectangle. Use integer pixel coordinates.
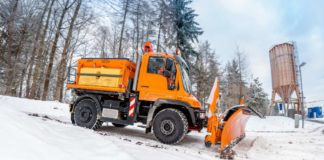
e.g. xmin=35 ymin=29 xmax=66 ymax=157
xmin=26 ymin=112 xmax=70 ymax=124
xmin=308 ymin=126 xmax=324 ymax=133
xmin=25 ymin=113 xmax=216 ymax=159
xmin=96 ymin=126 xmax=218 ymax=159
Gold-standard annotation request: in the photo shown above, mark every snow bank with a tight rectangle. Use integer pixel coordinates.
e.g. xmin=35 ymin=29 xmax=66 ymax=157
xmin=0 ymin=96 xmax=132 ymax=160
xmin=1 ymin=95 xmax=323 ymax=160
xmin=0 ymin=96 xmax=215 ymax=160
xmin=246 ymin=116 xmax=321 ymax=132
xmin=243 ymin=116 xmax=324 ymax=160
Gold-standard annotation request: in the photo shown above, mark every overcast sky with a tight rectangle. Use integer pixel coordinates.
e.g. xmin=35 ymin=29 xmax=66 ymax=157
xmin=192 ymin=0 xmax=324 ymax=106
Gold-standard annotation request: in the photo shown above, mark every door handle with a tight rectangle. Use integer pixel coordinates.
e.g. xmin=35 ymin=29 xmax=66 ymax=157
xmin=141 ymin=85 xmax=149 ymax=88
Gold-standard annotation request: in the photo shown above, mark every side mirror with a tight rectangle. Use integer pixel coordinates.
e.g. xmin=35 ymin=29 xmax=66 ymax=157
xmin=163 ymin=70 xmax=171 ymax=78
xmin=165 ymin=58 xmax=173 ymax=71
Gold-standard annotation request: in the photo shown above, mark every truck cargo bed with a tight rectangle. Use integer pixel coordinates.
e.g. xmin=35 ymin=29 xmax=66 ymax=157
xmin=67 ymin=58 xmax=136 ymax=93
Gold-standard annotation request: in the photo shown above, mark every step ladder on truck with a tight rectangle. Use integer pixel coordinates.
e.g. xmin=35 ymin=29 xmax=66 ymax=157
xmin=66 ymin=41 xmax=263 ymax=157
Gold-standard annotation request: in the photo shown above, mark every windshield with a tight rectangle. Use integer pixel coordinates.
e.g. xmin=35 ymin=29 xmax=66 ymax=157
xmin=176 ymin=55 xmax=192 ymax=94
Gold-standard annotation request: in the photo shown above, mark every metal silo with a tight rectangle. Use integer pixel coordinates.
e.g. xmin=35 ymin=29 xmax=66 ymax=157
xmin=269 ymin=42 xmax=301 ymax=115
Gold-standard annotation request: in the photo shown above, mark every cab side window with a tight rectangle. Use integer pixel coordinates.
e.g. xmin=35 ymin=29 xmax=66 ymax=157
xmin=167 ymin=58 xmax=176 ymax=90
xmin=147 ymin=57 xmax=165 ymax=74
xmin=169 ymin=59 xmax=176 ymax=75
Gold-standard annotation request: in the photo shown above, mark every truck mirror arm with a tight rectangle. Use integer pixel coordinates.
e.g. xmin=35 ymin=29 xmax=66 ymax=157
xmin=163 ymin=70 xmax=171 ymax=78
xmin=165 ymin=58 xmax=173 ymax=71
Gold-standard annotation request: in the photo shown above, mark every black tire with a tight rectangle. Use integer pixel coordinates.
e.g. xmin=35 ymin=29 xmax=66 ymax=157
xmin=71 ymin=113 xmax=75 ymax=124
xmin=74 ymin=98 xmax=102 ymax=130
xmin=153 ymin=108 xmax=188 ymax=144
xmin=205 ymin=141 xmax=212 ymax=148
xmin=112 ymin=123 xmax=127 ymax=128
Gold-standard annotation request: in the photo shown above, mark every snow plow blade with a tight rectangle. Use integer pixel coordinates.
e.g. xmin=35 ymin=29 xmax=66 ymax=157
xmin=221 ymin=105 xmax=263 ymax=151
xmin=220 ymin=106 xmax=249 ymax=151
xmin=205 ymin=78 xmax=264 ymax=158
xmin=220 ymin=105 xmax=264 ymax=157
xmin=205 ymin=105 xmax=263 ymax=157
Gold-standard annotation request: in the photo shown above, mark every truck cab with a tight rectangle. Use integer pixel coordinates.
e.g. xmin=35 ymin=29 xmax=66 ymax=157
xmin=137 ymin=52 xmax=201 ymax=109
xmin=67 ymin=43 xmax=205 ymax=144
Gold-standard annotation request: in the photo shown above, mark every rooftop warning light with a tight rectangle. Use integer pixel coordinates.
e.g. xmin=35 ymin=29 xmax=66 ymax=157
xmin=144 ymin=41 xmax=153 ymax=53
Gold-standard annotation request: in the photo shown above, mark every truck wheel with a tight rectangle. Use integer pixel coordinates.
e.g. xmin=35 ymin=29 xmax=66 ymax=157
xmin=71 ymin=113 xmax=75 ymax=124
xmin=112 ymin=123 xmax=126 ymax=128
xmin=74 ymin=98 xmax=102 ymax=130
xmin=153 ymin=108 xmax=188 ymax=144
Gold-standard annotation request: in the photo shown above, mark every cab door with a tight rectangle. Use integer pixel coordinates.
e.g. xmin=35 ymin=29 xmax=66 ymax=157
xmin=137 ymin=55 xmax=177 ymax=101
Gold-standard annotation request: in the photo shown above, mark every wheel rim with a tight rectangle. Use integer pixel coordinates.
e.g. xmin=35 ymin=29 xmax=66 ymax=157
xmin=79 ymin=106 xmax=93 ymax=123
xmin=160 ymin=120 xmax=175 ymax=135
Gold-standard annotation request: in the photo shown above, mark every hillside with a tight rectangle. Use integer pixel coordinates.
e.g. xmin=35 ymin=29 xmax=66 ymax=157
xmin=0 ymin=96 xmax=323 ymax=160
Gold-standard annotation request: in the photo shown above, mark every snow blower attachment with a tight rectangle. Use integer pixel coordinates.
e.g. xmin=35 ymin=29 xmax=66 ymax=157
xmin=204 ymin=78 xmax=263 ymax=158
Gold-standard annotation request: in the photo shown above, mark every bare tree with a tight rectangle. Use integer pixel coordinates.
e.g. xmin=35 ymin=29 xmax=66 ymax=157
xmin=54 ymin=0 xmax=82 ymax=101
xmin=93 ymin=25 xmax=110 ymax=58
xmin=26 ymin=0 xmax=51 ymax=96
xmin=0 ymin=0 xmax=207 ymax=102
xmin=235 ymin=46 xmax=248 ymax=102
xmin=191 ymin=41 xmax=221 ymax=107
xmin=28 ymin=0 xmax=56 ymax=98
xmin=4 ymin=0 xmax=19 ymax=96
xmin=42 ymin=0 xmax=73 ymax=100
xmin=117 ymin=0 xmax=130 ymax=58
xmin=222 ymin=48 xmax=249 ymax=109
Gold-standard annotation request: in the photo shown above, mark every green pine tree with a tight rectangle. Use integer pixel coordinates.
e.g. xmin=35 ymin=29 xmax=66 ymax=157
xmin=246 ymin=78 xmax=269 ymax=115
xmin=169 ymin=0 xmax=203 ymax=60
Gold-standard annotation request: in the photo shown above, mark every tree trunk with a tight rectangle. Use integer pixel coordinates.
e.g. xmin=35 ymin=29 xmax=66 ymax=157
xmin=131 ymin=27 xmax=136 ymax=61
xmin=42 ymin=0 xmax=70 ymax=100
xmin=29 ymin=0 xmax=55 ymax=99
xmin=117 ymin=0 xmax=129 ymax=58
xmin=26 ymin=0 xmax=51 ymax=96
xmin=156 ymin=7 xmax=163 ymax=52
xmin=4 ymin=0 xmax=19 ymax=95
xmin=35 ymin=47 xmax=50 ymax=99
xmin=18 ymin=45 xmax=30 ymax=97
xmin=112 ymin=28 xmax=118 ymax=58
xmin=18 ymin=67 xmax=26 ymax=97
xmin=54 ymin=0 xmax=81 ymax=101
xmin=9 ymin=23 xmax=28 ymax=96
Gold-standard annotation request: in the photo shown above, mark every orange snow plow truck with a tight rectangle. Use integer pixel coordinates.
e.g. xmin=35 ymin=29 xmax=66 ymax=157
xmin=67 ymin=42 xmax=262 ymax=155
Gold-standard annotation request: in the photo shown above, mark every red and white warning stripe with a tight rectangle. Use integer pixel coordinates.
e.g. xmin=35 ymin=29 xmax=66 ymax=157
xmin=128 ymin=97 xmax=136 ymax=117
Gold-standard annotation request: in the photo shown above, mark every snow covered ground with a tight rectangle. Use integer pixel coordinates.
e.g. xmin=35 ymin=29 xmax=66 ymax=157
xmin=0 ymin=95 xmax=323 ymax=160
xmin=236 ymin=116 xmax=324 ymax=160
xmin=307 ymin=117 xmax=324 ymax=124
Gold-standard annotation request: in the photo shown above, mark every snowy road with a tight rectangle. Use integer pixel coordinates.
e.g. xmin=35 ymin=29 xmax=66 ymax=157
xmin=307 ymin=119 xmax=324 ymax=124
xmin=236 ymin=116 xmax=324 ymax=160
xmin=0 ymin=95 xmax=323 ymax=160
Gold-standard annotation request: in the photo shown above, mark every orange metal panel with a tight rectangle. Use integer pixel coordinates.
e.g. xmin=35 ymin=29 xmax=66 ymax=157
xmin=220 ymin=109 xmax=250 ymax=151
xmin=66 ymin=84 xmax=126 ymax=93
xmin=67 ymin=58 xmax=136 ymax=93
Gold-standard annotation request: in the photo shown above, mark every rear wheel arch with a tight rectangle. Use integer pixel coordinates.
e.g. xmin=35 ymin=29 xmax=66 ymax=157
xmin=154 ymin=104 xmax=194 ymax=127
xmin=72 ymin=94 xmax=102 ymax=115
